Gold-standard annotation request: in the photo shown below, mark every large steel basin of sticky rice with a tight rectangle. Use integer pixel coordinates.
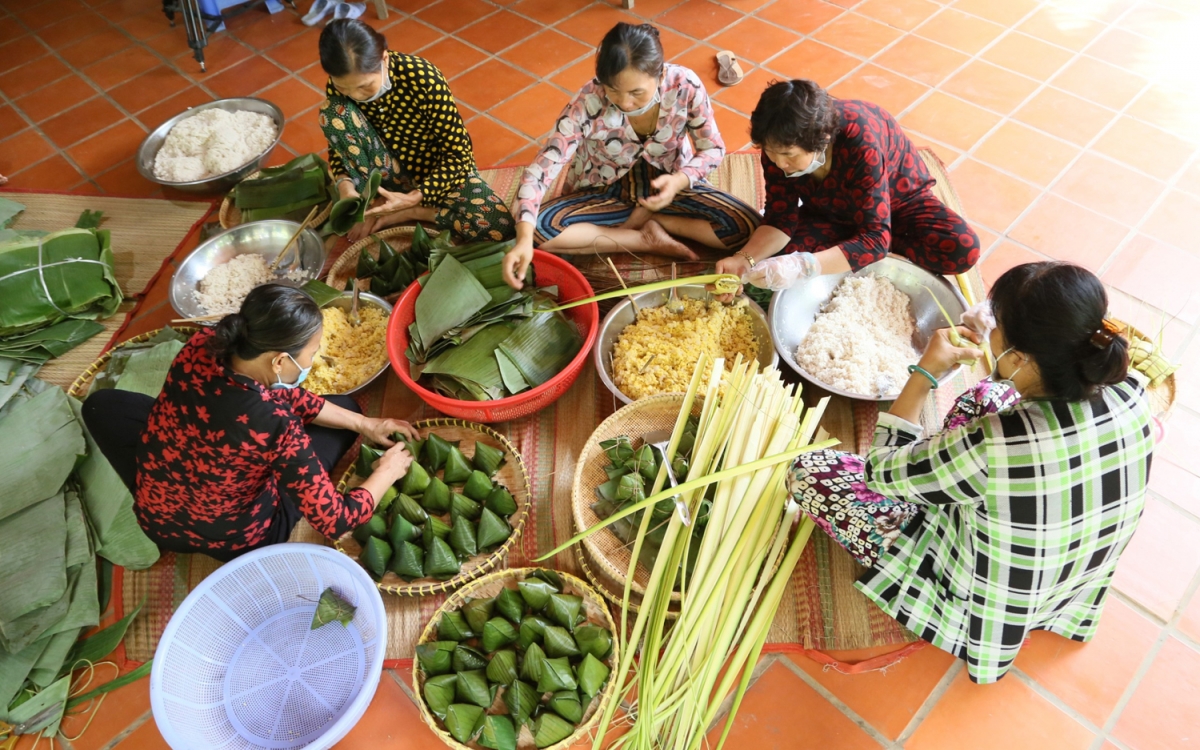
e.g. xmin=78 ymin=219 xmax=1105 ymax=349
xmin=169 ymin=220 xmax=327 ymax=320
xmin=595 ymin=284 xmax=777 ymax=404
xmin=767 ymin=256 xmax=968 ymax=401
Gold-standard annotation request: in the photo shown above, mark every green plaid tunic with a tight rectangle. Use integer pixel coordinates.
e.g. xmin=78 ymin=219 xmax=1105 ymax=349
xmin=857 ymin=374 xmax=1153 ymax=684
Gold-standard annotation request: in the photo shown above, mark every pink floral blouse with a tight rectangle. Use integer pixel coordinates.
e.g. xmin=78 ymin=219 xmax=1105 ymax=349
xmin=514 ymin=64 xmax=726 ymax=224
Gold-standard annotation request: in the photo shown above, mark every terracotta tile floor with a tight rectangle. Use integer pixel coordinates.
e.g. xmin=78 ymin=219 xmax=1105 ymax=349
xmin=3 ymin=0 xmax=1200 ymax=747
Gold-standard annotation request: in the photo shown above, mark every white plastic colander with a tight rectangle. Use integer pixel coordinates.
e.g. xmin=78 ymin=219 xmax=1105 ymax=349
xmin=150 ymin=544 xmax=387 ymax=750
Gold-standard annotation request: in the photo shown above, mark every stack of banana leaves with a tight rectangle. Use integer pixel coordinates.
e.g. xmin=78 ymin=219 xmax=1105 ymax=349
xmin=232 ymin=153 xmax=330 ymax=222
xmin=353 ymin=224 xmax=444 ymax=298
xmin=0 ymin=378 xmax=160 ymax=740
xmin=591 ymin=416 xmax=705 ymax=584
xmin=0 ymin=203 xmax=123 ymax=378
xmin=405 ymin=241 xmax=581 ymax=401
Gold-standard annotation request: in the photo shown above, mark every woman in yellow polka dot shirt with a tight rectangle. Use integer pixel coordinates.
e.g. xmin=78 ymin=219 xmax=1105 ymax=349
xmin=317 ymin=19 xmax=515 ymax=243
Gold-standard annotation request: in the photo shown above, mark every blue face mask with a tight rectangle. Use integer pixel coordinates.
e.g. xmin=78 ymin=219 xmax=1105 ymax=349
xmin=785 ymin=147 xmax=826 ymax=178
xmin=271 ymin=352 xmax=311 ymax=390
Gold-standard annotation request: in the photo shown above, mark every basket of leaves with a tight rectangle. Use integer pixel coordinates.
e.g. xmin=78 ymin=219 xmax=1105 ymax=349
xmin=67 ymin=325 xmax=199 ymax=399
xmin=413 ymin=567 xmax=619 ymax=750
xmin=335 ymin=419 xmax=531 ymax=597
xmin=326 ymin=224 xmax=444 ymax=299
xmin=218 ymin=153 xmax=334 ymax=229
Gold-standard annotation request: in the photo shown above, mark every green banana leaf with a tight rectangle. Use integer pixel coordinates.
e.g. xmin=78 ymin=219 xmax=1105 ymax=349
xmin=0 ymin=319 xmax=104 ymax=365
xmin=0 ymin=638 xmax=48 ymax=713
xmin=328 ymin=169 xmax=382 ymax=235
xmin=496 ymin=312 xmax=582 ymax=388
xmin=3 ymin=673 xmax=69 ymax=734
xmin=415 ymin=255 xmax=491 ymax=351
xmin=111 ymin=340 xmax=185 ymax=397
xmin=300 ymin=279 xmax=343 ymax=308
xmin=0 ymin=198 xmax=24 ymax=229
xmin=0 ymin=494 xmax=68 ymax=641
xmin=0 ymin=387 xmax=84 ymax=523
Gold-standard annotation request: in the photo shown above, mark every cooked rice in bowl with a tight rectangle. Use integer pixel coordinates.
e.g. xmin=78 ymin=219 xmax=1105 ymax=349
xmin=194 ymin=254 xmax=304 ymax=316
xmin=307 ymin=306 xmax=389 ymax=395
xmin=153 ymin=108 xmax=277 ymax=183
xmin=612 ymin=297 xmax=759 ymax=400
xmin=794 ymin=275 xmax=918 ymax=397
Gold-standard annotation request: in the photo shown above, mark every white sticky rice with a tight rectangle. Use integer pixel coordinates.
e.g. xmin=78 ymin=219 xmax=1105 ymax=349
xmin=195 ymin=254 xmax=302 ymax=316
xmin=153 ymin=108 xmax=277 ymax=183
xmin=795 ymin=275 xmax=919 ymax=396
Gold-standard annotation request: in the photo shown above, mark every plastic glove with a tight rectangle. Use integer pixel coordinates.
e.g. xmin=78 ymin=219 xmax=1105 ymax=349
xmin=960 ymin=300 xmax=995 ymax=338
xmin=743 ymin=252 xmax=821 ymax=291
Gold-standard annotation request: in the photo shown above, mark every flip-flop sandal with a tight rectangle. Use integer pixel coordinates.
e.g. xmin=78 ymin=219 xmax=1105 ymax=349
xmin=716 ymin=50 xmax=745 ymax=86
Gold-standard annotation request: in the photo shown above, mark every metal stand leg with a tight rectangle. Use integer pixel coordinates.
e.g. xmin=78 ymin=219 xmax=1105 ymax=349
xmin=179 ymin=0 xmax=210 ymax=73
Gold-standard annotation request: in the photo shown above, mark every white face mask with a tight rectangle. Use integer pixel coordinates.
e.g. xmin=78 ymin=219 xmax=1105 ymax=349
xmin=621 ymin=90 xmax=660 ymax=117
xmin=989 ymin=346 xmax=1021 ymax=392
xmin=359 ymin=60 xmax=391 ymax=103
xmin=785 ymin=147 xmax=826 ymax=178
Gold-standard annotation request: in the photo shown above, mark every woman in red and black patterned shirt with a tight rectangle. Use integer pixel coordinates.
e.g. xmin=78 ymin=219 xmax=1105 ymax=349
xmin=82 ymin=284 xmax=413 ymax=562
xmin=715 ymin=79 xmax=980 ymax=288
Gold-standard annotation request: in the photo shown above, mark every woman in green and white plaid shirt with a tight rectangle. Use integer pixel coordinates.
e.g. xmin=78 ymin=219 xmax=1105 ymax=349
xmin=788 ymin=262 xmax=1154 ymax=684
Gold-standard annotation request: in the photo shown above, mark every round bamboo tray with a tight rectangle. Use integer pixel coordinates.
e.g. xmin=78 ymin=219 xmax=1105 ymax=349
xmin=326 ymin=225 xmax=442 ymax=298
xmin=218 ymin=169 xmax=334 ymax=230
xmin=574 ymin=542 xmax=679 ymax=620
xmin=68 ymin=325 xmax=201 ymax=399
xmin=1114 ymin=318 xmax=1176 ymax=419
xmin=335 ymin=418 xmax=531 ymax=597
xmin=572 ymin=393 xmax=703 ymax=604
xmin=413 ymin=567 xmax=620 ymax=750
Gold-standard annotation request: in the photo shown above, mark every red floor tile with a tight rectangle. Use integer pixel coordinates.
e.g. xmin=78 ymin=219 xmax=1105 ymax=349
xmin=0 ymin=54 xmax=71 ymax=99
xmin=458 ymin=9 xmax=541 ymax=53
xmin=1112 ymin=494 xmax=1200 ymax=621
xmin=710 ymin=16 xmax=801 ymax=64
xmin=171 ymin=32 xmax=255 ymax=74
xmin=713 ymin=66 xmax=778 ymax=115
xmin=109 ymin=66 xmax=195 ymax=115
xmin=264 ymin=30 xmax=320 ymax=70
xmin=1085 ymin=28 xmax=1157 ymax=79
xmin=1097 ymin=118 xmax=1197 ymax=183
xmin=653 ymin=27 xmax=694 ymax=59
xmin=626 ymin=0 xmax=688 ymax=16
xmin=786 ymin=643 xmax=957 ymax=739
xmin=1148 ymin=457 xmax=1200 ymax=518
xmin=1008 ymin=193 xmax=1126 ymax=271
xmin=981 ymin=30 xmax=1074 ymax=82
xmin=379 ymin=18 xmax=443 ymax=55
xmin=298 ymin=62 xmax=332 ymax=91
xmin=40 ymin=97 xmax=125 ymax=149
xmin=550 ymin=56 xmax=596 ymax=92
xmin=915 ymin=7 xmax=1005 ymax=55
xmin=1112 ymin=637 xmax=1200 ymax=750
xmin=1017 ymin=5 xmax=1107 ymax=51
xmin=231 ymin=11 xmax=307 ymax=51
xmin=828 ymin=65 xmax=928 ymax=117
xmin=16 ymin=0 xmax=89 ymax=30
xmin=14 ymin=74 xmax=99 ymax=123
xmin=0 ymin=129 xmax=56 ymax=175
xmin=756 ymin=0 xmax=843 ymax=36
xmin=713 ymin=102 xmax=752 ymax=151
xmin=950 ymin=159 xmax=1042 ymax=233
xmin=465 ymin=116 xmax=530 ymax=168
xmin=1179 ymin=589 xmax=1200 ymax=643
xmin=92 ymin=157 xmax=160 ymax=197
xmin=205 ymin=55 xmax=289 ymax=99
xmin=0 ymin=16 xmax=23 ymax=45
xmin=906 ymin=668 xmax=1095 ymax=750
xmin=855 ymin=0 xmax=939 ymax=32
xmin=0 ymin=104 xmax=26 ymax=137
xmin=279 ymin=116 xmax=327 ymax=158
xmin=669 ymin=44 xmax=722 ymax=93
xmin=873 ymin=34 xmax=969 ymax=87
xmin=66 ymin=118 xmax=148 ymax=175
xmin=1126 ymin=84 xmax=1200 ymax=148
xmin=973 ymin=121 xmax=1079 ymax=187
xmin=979 ymin=240 xmax=1045 ymax=288
xmin=10 ymin=154 xmax=87 ymax=190
xmin=136 ymin=85 xmax=214 ymax=130
xmin=952 ymin=0 xmax=1038 ymax=26
xmin=81 ymin=45 xmax=161 ymax=89
xmin=255 ymin=76 xmax=324 ymax=122
xmin=813 ymin=12 xmax=903 ymax=58
xmin=0 ymin=35 xmax=50 ymax=75
xmin=451 ymin=59 xmax=536 ymax=111
xmin=558 ymin=5 xmax=641 ymax=45
xmin=510 ymin=0 xmax=592 ymax=26
xmin=904 ymin=130 xmax=961 ymax=171
xmin=656 ymin=0 xmax=745 ymax=41
xmin=1014 ymin=597 xmax=1160 ymax=727
xmin=490 ymin=82 xmax=571 ymax=139
xmin=416 ymin=0 xmax=494 ymax=32
xmin=900 ymin=91 xmax=1000 ymax=151
xmin=36 ymin=11 xmax=106 ymax=47
xmin=941 ymin=60 xmax=1039 ymax=115
xmin=766 ymin=39 xmax=859 ymax=88
xmin=332 ymin=672 xmax=447 ymax=749
xmin=1049 ymin=55 xmax=1146 ymax=111
xmin=1103 ymin=234 xmax=1200 ymax=325
xmin=707 ymin=660 xmax=881 ymax=750
xmin=1012 ymin=87 xmax=1115 ymax=147
xmin=59 ymin=666 xmax=152 ymax=750
xmin=117 ymin=11 xmax=174 ymax=41
xmin=1141 ymin=189 xmax=1200 ymax=256
xmin=111 ymin=717 xmax=171 ymax=749
xmin=419 ymin=37 xmax=488 ymax=80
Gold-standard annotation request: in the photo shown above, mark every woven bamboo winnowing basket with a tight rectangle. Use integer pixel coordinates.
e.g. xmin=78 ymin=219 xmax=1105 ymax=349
xmin=413 ymin=567 xmax=621 ymax=750
xmin=218 ymin=169 xmax=334 ymax=230
xmin=335 ymin=418 xmax=531 ymax=597
xmin=68 ymin=325 xmax=201 ymax=399
xmin=325 ymin=225 xmax=441 ymax=298
xmin=571 ymin=393 xmax=703 ymax=606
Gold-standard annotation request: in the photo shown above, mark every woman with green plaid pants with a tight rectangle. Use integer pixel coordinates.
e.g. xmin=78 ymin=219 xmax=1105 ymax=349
xmin=788 ymin=262 xmax=1154 ymax=684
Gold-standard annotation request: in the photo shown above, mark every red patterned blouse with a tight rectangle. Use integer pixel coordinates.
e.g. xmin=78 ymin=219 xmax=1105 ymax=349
xmin=134 ymin=329 xmax=372 ymax=554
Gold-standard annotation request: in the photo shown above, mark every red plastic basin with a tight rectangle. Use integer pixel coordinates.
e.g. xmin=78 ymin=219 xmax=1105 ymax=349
xmin=386 ymin=251 xmax=599 ymax=423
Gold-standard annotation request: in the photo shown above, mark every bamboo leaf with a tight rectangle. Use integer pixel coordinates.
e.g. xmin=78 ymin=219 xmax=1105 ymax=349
xmin=543 ymin=273 xmax=741 ymax=312
xmin=65 ymin=659 xmax=151 ymax=710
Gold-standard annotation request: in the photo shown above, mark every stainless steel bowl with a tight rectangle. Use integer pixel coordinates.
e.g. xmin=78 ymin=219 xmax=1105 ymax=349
xmin=169 ymin=220 xmax=327 ymax=320
xmin=767 ymin=256 xmax=968 ymax=401
xmin=320 ymin=292 xmax=394 ymax=396
xmin=136 ymin=97 xmax=285 ymax=194
xmin=594 ymin=284 xmax=778 ymax=405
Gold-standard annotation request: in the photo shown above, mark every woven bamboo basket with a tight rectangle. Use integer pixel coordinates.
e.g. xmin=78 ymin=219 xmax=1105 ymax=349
xmin=1113 ymin=318 xmax=1176 ymax=419
xmin=572 ymin=393 xmax=704 ymax=604
xmin=218 ymin=169 xmax=334 ymax=230
xmin=335 ymin=418 xmax=531 ymax=597
xmin=413 ymin=567 xmax=620 ymax=750
xmin=326 ymin=225 xmax=441 ymax=297
xmin=67 ymin=325 xmax=201 ymax=399
xmin=573 ymin=542 xmax=680 ymax=620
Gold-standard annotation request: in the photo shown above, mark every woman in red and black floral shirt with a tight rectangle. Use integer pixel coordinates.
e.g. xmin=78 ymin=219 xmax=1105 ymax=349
xmin=83 ymin=284 xmax=413 ymax=561
xmin=716 ymin=79 xmax=980 ymax=287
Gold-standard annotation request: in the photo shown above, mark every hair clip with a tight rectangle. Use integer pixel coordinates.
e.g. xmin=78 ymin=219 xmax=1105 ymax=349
xmin=1090 ymin=318 xmax=1121 ymax=349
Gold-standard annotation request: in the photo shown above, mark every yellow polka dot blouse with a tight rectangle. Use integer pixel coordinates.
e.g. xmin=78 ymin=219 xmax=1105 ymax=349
xmin=324 ymin=52 xmax=475 ymax=204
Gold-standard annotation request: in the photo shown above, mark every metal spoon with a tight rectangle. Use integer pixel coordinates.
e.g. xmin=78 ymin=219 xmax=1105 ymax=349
xmin=666 ymin=262 xmax=685 ymax=314
xmin=643 ymin=429 xmax=690 ymax=526
xmin=348 ymin=282 xmax=362 ymax=327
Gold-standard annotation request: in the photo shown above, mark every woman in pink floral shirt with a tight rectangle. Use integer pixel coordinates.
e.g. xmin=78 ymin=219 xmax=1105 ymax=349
xmin=501 ymin=23 xmax=760 ymax=289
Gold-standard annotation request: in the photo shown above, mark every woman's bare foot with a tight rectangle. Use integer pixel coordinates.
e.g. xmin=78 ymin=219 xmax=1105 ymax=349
xmin=641 ymin=220 xmax=697 ymax=260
